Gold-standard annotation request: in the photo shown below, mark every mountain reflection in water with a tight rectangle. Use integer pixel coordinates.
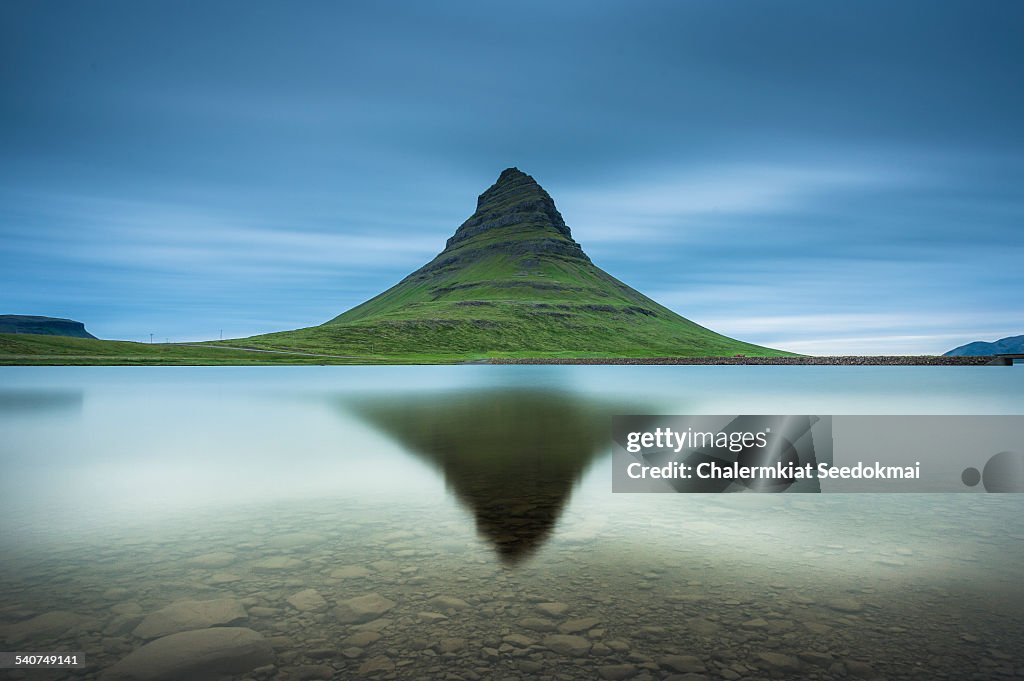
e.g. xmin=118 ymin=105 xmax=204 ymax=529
xmin=345 ymin=389 xmax=628 ymax=565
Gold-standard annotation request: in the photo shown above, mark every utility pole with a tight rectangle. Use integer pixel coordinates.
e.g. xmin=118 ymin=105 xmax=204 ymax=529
xmin=150 ymin=333 xmax=153 ymax=344
xmin=220 ymin=329 xmax=223 ymax=340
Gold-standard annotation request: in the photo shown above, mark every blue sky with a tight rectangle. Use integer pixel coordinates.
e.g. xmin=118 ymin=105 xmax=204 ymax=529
xmin=1 ymin=1 xmax=1022 ymax=354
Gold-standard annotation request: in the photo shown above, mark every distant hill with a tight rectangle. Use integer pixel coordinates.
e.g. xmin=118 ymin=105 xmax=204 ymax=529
xmin=234 ymin=167 xmax=788 ymax=359
xmin=0 ymin=315 xmax=96 ymax=339
xmin=945 ymin=335 xmax=1024 ymax=357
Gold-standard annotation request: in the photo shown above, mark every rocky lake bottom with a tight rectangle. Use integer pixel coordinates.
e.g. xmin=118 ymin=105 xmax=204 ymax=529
xmin=2 ymin=365 xmax=1023 ymax=680
xmin=2 ymin=494 xmax=1022 ymax=681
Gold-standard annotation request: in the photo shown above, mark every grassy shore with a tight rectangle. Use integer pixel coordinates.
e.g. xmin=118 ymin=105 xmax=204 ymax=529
xmin=0 ymin=333 xmax=1000 ymax=366
xmin=489 ymin=356 xmax=997 ymax=366
xmin=0 ymin=334 xmax=362 ymax=365
xmin=2 ymin=333 xmax=762 ymax=365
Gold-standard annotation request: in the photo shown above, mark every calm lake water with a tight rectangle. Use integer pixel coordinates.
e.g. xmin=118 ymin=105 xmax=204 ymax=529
xmin=1 ymin=366 xmax=1022 ymax=681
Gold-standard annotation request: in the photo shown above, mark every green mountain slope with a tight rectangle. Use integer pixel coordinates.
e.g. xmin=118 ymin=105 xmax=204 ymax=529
xmin=231 ymin=168 xmax=788 ymax=359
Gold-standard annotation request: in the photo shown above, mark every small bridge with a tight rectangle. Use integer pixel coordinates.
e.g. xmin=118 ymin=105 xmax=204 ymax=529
xmin=987 ymin=354 xmax=1024 ymax=366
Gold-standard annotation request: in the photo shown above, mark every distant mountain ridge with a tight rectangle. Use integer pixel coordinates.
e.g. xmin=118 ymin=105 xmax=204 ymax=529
xmin=0 ymin=315 xmax=96 ymax=339
xmin=945 ymin=334 xmax=1024 ymax=357
xmin=234 ymin=167 xmax=787 ymax=359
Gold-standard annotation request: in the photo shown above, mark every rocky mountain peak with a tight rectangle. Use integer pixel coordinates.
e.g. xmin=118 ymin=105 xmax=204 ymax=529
xmin=475 ymin=167 xmax=553 ymax=213
xmin=447 ymin=167 xmax=575 ymax=249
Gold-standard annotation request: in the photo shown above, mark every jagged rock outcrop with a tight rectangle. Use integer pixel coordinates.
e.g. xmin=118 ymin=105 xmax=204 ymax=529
xmin=446 ymin=167 xmax=583 ymax=250
xmin=407 ymin=168 xmax=590 ymax=281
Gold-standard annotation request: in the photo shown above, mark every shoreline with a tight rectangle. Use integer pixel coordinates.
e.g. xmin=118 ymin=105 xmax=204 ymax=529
xmin=486 ymin=356 xmax=1001 ymax=366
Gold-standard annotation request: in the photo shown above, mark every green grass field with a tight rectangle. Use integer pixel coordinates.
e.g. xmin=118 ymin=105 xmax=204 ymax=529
xmin=0 ymin=331 xmax=792 ymax=366
xmin=0 ymin=334 xmax=372 ymax=366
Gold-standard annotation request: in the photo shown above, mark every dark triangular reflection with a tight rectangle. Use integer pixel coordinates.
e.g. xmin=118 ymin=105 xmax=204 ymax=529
xmin=345 ymin=388 xmax=631 ymax=565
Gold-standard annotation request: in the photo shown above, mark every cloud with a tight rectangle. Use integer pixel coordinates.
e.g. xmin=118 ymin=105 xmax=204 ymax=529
xmin=1 ymin=194 xmax=444 ymax=278
xmin=561 ymin=161 xmax=913 ymax=246
xmin=1 ymin=3 xmax=1021 ymax=351
xmin=768 ymin=333 xmax=1016 ymax=357
xmin=683 ymin=310 xmax=1023 ymax=356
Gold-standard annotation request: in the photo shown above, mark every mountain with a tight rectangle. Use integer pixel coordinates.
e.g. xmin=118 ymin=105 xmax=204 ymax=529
xmin=235 ymin=168 xmax=787 ymax=359
xmin=0 ymin=315 xmax=96 ymax=339
xmin=945 ymin=334 xmax=1024 ymax=357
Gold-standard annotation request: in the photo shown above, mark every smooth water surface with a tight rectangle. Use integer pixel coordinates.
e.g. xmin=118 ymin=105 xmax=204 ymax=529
xmin=1 ymin=366 xmax=1022 ymax=680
